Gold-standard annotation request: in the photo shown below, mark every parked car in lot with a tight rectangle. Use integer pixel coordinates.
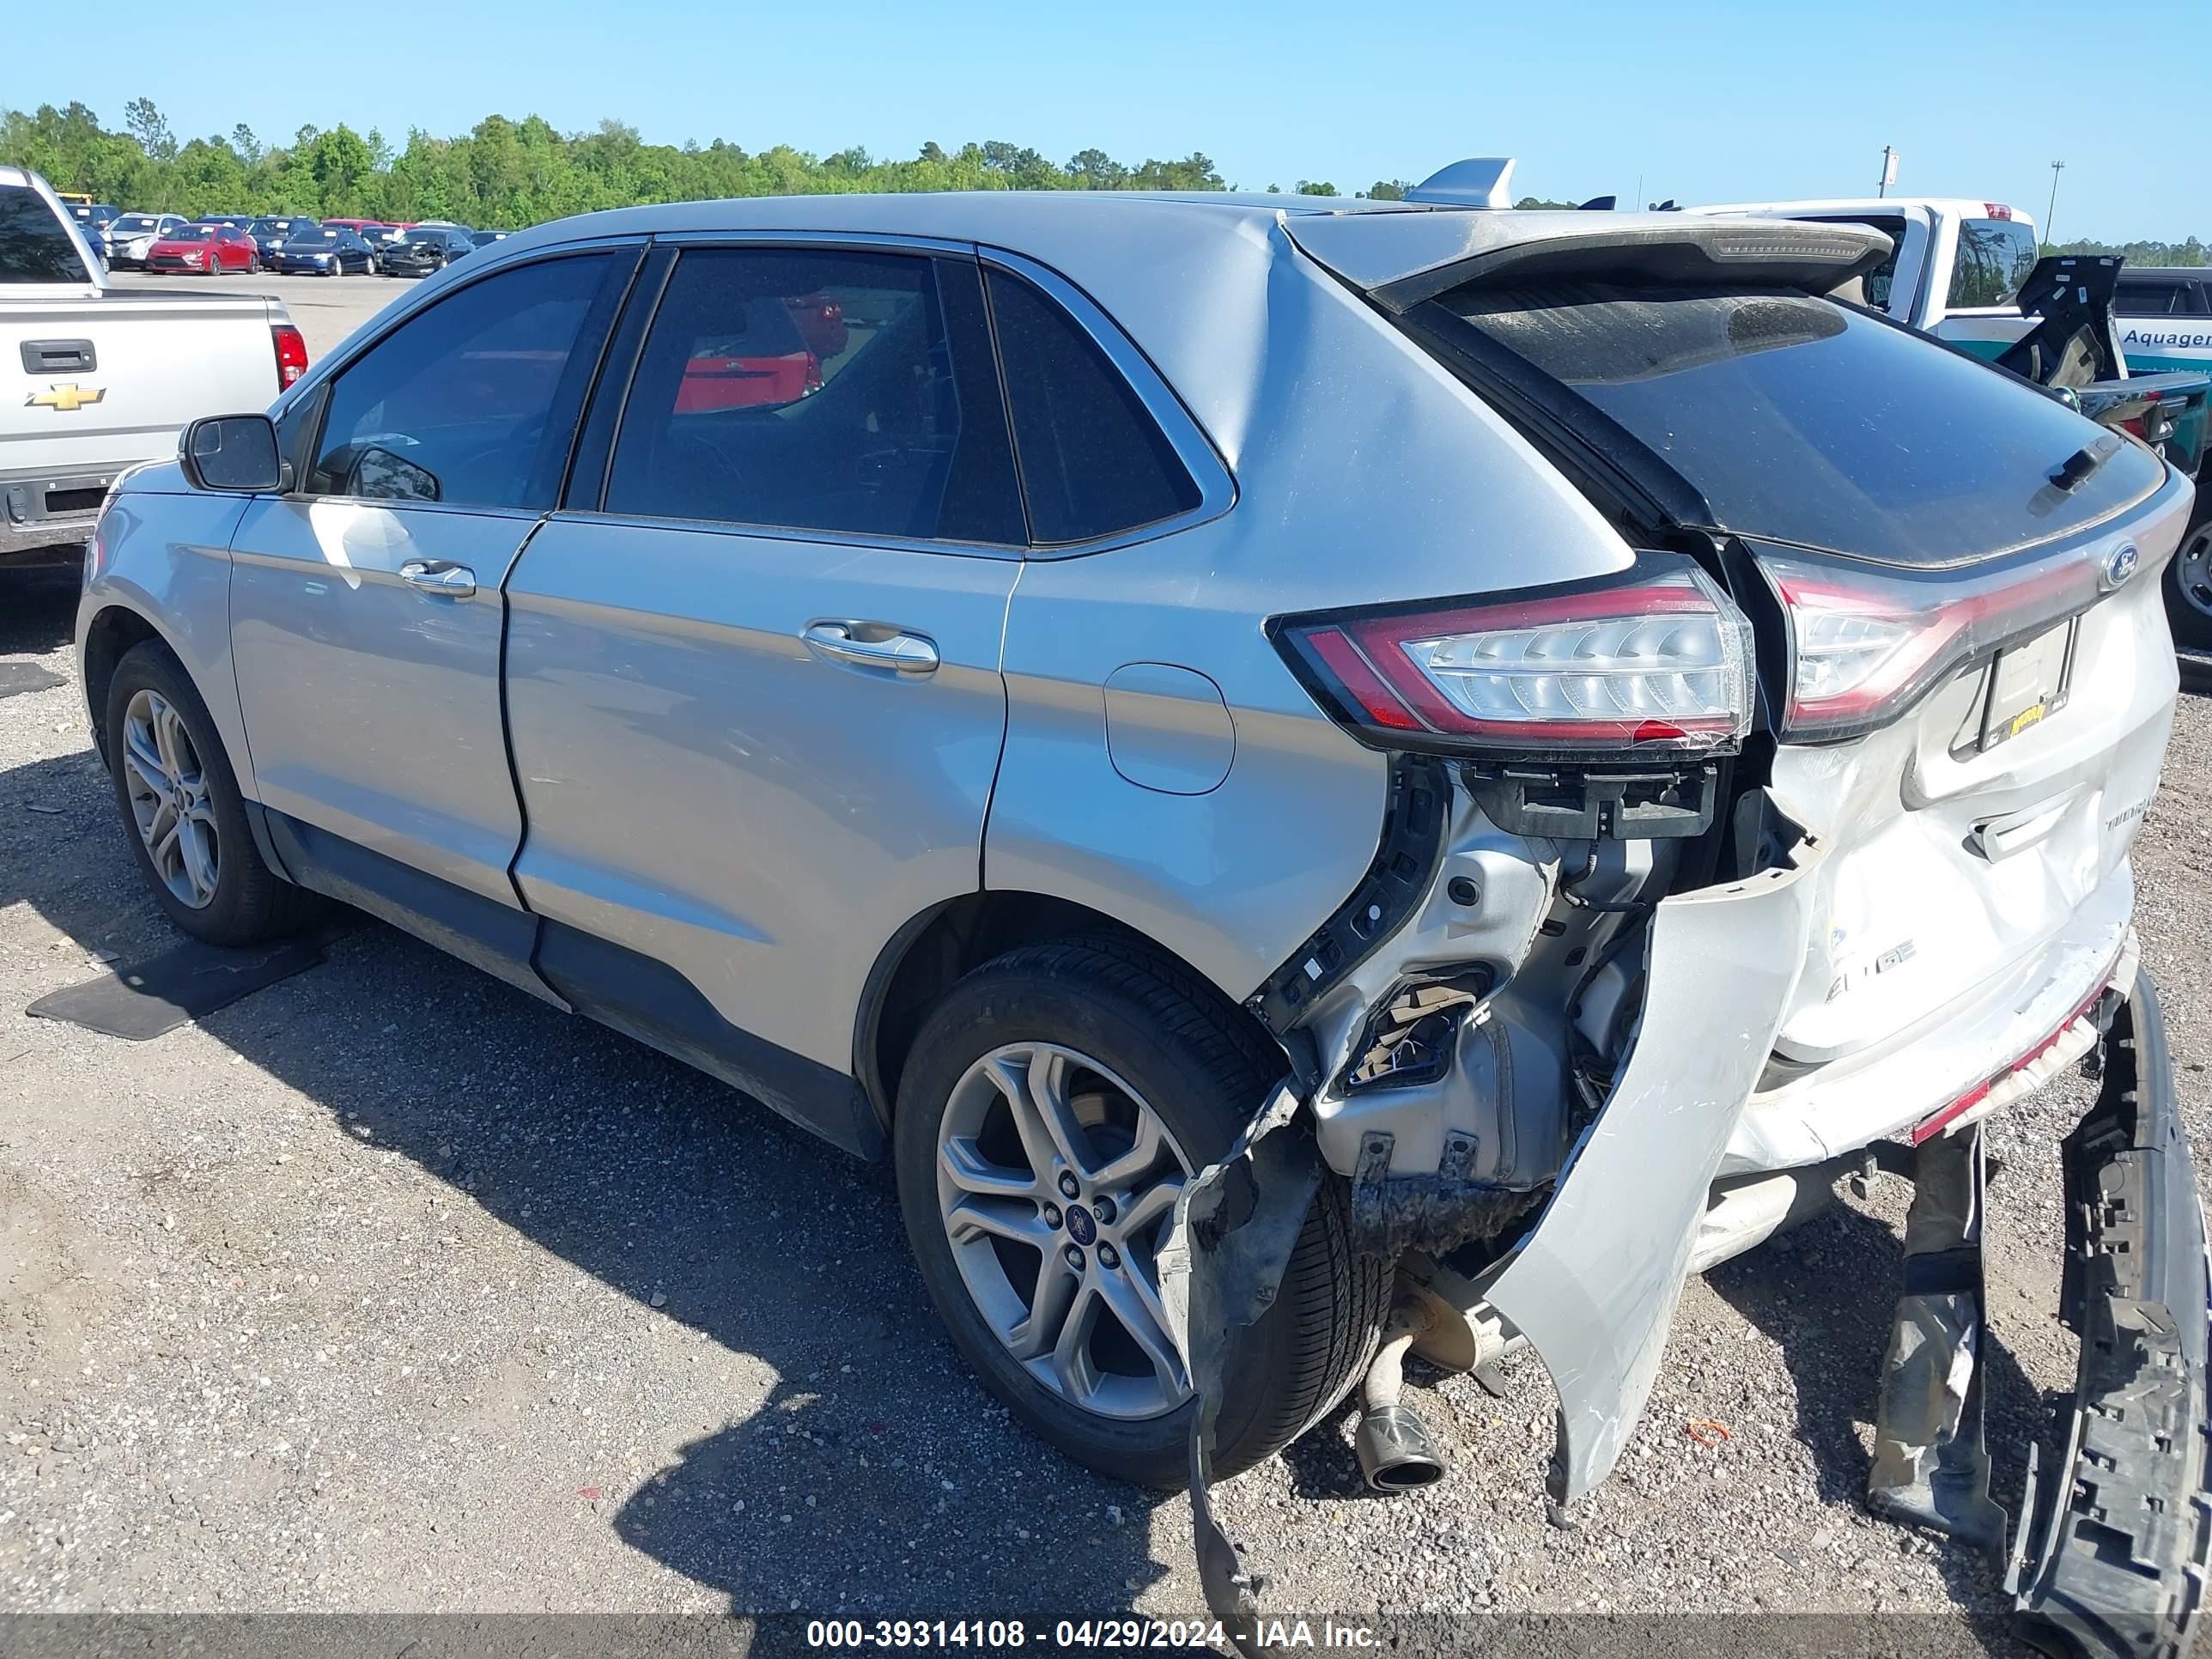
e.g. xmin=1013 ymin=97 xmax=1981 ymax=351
xmin=77 ymin=186 xmax=2205 ymax=1655
xmin=64 ymin=201 xmax=122 ymax=259
xmin=246 ymin=215 xmax=318 ymax=264
xmin=470 ymin=229 xmax=512 ymax=248
xmin=1 ymin=167 xmax=305 ymax=560
xmin=377 ymin=224 xmax=475 ymax=276
xmin=143 ymin=222 xmax=258 ymax=275
xmin=270 ymin=225 xmax=377 ymax=276
xmin=104 ymin=212 xmax=188 ymax=270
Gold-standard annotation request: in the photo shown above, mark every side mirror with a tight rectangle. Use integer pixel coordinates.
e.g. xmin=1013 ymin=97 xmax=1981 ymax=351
xmin=180 ymin=415 xmax=284 ymax=493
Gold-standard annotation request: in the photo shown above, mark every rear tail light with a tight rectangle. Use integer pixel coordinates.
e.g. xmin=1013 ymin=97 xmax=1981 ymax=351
xmin=272 ymin=324 xmax=308 ymax=390
xmin=1762 ymin=541 xmax=2112 ymax=742
xmin=1269 ymin=556 xmax=1754 ymax=759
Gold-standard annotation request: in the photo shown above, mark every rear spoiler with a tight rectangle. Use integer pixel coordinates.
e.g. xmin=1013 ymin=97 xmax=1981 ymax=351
xmin=1285 ymin=212 xmax=1894 ymax=314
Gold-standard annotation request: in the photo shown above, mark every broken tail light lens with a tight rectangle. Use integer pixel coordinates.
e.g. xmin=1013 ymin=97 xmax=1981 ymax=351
xmin=1759 ymin=540 xmax=2114 ymax=743
xmin=1270 ymin=555 xmax=1754 ymax=759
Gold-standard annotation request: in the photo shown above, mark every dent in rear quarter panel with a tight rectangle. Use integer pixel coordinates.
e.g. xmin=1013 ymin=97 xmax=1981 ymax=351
xmin=987 ymin=224 xmax=1642 ymax=1001
xmin=76 ymin=469 xmax=252 ymax=769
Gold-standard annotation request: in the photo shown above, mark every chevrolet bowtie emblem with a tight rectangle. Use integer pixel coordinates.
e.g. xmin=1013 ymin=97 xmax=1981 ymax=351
xmin=27 ymin=384 xmax=106 ymax=412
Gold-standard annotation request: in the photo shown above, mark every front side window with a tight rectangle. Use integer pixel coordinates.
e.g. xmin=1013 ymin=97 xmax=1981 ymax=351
xmin=311 ymin=253 xmax=620 ymax=510
xmin=1946 ymin=216 xmax=2039 ymax=310
xmin=605 ymin=247 xmax=1024 ymax=544
xmin=0 ymin=185 xmax=92 ymax=283
xmin=984 ymin=269 xmax=1200 ymax=544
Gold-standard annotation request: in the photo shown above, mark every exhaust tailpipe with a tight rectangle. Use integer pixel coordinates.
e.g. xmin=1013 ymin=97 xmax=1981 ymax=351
xmin=1354 ymin=1296 xmax=1448 ymax=1492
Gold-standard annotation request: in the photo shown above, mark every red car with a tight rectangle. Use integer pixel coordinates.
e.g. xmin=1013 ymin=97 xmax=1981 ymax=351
xmin=673 ymin=293 xmax=848 ymax=413
xmin=144 ymin=223 xmax=258 ymax=275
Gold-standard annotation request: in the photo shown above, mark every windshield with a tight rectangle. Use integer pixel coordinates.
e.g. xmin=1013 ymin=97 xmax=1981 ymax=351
xmin=289 ymin=229 xmax=341 ymax=244
xmin=114 ymin=214 xmax=163 ymax=233
xmin=0 ymin=185 xmax=93 ymax=283
xmin=1432 ymin=280 xmax=2164 ymax=567
xmin=167 ymin=226 xmax=216 ymax=243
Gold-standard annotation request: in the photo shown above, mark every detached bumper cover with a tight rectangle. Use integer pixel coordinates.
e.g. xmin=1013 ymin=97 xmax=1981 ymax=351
xmin=1483 ymin=805 xmax=1826 ymax=1501
xmin=2011 ymin=976 xmax=2211 ymax=1658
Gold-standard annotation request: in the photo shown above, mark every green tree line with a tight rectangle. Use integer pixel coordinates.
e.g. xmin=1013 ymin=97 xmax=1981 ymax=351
xmin=2051 ymin=236 xmax=2208 ymax=268
xmin=2 ymin=100 xmax=1255 ymax=226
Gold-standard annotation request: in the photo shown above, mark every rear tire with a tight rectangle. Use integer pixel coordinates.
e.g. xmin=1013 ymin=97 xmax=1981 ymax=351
xmin=2165 ymin=495 xmax=2212 ymax=653
xmin=894 ymin=938 xmax=1386 ymax=1490
xmin=103 ymin=641 xmax=326 ymax=946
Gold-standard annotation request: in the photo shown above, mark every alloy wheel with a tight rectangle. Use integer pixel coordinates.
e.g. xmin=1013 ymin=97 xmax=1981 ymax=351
xmin=120 ymin=689 xmax=219 ymax=909
xmin=2178 ymin=522 xmax=2212 ymax=621
xmin=935 ymin=1042 xmax=1194 ymax=1420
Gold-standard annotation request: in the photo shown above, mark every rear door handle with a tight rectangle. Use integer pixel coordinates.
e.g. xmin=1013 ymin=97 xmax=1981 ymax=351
xmin=802 ymin=621 xmax=939 ymax=674
xmin=398 ymin=560 xmax=477 ymax=599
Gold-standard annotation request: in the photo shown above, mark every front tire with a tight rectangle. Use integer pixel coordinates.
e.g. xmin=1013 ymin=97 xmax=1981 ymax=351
xmin=895 ymin=939 xmax=1386 ymax=1490
xmin=104 ymin=641 xmax=324 ymax=945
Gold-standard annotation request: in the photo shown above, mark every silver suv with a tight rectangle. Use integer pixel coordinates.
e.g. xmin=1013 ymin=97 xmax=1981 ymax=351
xmin=77 ymin=187 xmax=2205 ymax=1646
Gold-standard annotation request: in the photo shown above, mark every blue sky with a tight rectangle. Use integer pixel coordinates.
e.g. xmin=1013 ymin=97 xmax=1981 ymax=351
xmin=18 ymin=0 xmax=2209 ymax=242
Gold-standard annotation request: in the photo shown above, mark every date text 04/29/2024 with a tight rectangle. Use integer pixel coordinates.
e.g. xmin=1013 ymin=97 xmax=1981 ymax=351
xmin=802 ymin=1618 xmax=1377 ymax=1649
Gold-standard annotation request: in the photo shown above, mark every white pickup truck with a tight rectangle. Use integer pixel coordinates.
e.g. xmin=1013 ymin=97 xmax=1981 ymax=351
xmin=3 ymin=167 xmax=307 ymax=560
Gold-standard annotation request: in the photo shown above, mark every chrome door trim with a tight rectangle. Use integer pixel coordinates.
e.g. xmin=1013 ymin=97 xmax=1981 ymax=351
xmin=975 ymin=246 xmax=1237 ymax=560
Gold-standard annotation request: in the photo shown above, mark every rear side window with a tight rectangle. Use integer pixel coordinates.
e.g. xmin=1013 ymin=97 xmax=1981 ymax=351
xmin=2115 ymin=283 xmax=2176 ymax=318
xmin=0 ymin=185 xmax=92 ymax=283
xmin=985 ymin=270 xmax=1200 ymax=544
xmin=1946 ymin=216 xmax=2039 ymax=310
xmin=1433 ymin=282 xmax=2163 ymax=567
xmin=605 ymin=248 xmax=1024 ymax=545
xmin=311 ymin=253 xmax=620 ymax=509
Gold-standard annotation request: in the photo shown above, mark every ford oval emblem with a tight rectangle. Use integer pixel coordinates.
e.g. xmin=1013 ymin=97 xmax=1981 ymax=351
xmin=2103 ymin=544 xmax=2141 ymax=589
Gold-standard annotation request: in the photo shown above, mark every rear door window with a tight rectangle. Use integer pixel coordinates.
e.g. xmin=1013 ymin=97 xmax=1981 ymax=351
xmin=2115 ymin=283 xmax=2178 ymax=318
xmin=311 ymin=252 xmax=623 ymax=509
xmin=604 ymin=247 xmax=1024 ymax=546
xmin=0 ymin=185 xmax=92 ymax=283
xmin=1431 ymin=282 xmax=2163 ymax=567
xmin=985 ymin=269 xmax=1200 ymax=544
xmin=1946 ymin=216 xmax=2039 ymax=310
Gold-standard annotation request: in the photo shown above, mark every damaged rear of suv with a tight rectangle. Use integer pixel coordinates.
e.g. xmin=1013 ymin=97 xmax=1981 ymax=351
xmin=1123 ymin=210 xmax=2205 ymax=1654
xmin=80 ymin=188 xmax=2202 ymax=1656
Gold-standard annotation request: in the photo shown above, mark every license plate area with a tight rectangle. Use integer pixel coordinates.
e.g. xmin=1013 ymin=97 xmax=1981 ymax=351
xmin=1958 ymin=619 xmax=2078 ymax=756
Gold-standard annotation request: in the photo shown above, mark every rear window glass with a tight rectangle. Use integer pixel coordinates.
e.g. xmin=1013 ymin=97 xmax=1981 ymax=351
xmin=2115 ymin=282 xmax=2187 ymax=318
xmin=1946 ymin=217 xmax=2039 ymax=310
xmin=0 ymin=185 xmax=92 ymax=283
xmin=1437 ymin=282 xmax=2163 ymax=567
xmin=985 ymin=270 xmax=1200 ymax=544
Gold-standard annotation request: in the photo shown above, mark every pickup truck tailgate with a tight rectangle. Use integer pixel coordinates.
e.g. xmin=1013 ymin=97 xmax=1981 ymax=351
xmin=3 ymin=289 xmax=288 ymax=477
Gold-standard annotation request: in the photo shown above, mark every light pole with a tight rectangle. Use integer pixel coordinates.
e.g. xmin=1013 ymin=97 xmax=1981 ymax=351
xmin=2046 ymin=161 xmax=2065 ymax=248
xmin=1877 ymin=145 xmax=1898 ymax=198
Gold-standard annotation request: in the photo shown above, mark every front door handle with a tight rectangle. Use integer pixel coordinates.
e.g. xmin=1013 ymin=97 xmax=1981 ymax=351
xmin=802 ymin=621 xmax=939 ymax=674
xmin=399 ymin=560 xmax=477 ymax=599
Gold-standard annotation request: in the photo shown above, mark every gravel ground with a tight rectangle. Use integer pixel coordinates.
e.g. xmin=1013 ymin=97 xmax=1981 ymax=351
xmin=1 ymin=550 xmax=2207 ymax=1640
